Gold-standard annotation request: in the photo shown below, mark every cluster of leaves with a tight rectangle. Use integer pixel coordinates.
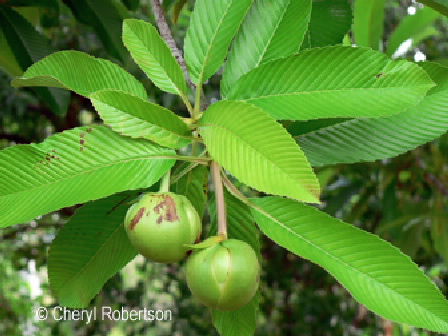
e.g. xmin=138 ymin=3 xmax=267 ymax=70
xmin=2 ymin=0 xmax=448 ymax=335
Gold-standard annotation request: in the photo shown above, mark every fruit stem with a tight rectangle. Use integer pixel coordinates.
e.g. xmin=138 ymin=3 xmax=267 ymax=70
xmin=159 ymin=169 xmax=171 ymax=192
xmin=211 ymin=161 xmax=227 ymax=238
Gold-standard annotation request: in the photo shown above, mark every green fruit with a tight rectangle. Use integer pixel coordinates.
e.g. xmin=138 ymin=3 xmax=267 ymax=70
xmin=124 ymin=192 xmax=201 ymax=263
xmin=185 ymin=239 xmax=260 ymax=311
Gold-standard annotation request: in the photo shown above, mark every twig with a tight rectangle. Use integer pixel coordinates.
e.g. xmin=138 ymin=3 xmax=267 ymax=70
xmin=150 ymin=0 xmax=194 ymax=90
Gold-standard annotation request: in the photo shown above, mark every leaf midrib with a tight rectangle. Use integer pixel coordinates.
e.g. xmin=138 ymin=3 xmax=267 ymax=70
xmin=254 ymin=0 xmax=291 ymax=68
xmin=239 ymin=85 xmax=432 ymax=102
xmin=1 ymin=154 xmax=173 ymax=197
xmin=252 ymin=202 xmax=448 ymax=325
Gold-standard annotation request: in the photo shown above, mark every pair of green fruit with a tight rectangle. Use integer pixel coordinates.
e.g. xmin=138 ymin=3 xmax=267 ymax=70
xmin=124 ymin=192 xmax=260 ymax=311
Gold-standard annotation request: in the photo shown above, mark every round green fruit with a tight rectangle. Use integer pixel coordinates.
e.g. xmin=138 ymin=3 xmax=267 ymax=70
xmin=185 ymin=239 xmax=260 ymax=311
xmin=124 ymin=192 xmax=201 ymax=263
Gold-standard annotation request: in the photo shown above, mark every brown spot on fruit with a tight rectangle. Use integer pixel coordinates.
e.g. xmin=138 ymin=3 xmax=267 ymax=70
xmin=129 ymin=207 xmax=145 ymax=230
xmin=153 ymin=195 xmax=179 ymax=223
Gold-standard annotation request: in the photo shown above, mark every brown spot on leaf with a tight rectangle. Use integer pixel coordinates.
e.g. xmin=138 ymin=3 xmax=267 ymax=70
xmin=87 ymin=127 xmax=93 ymax=133
xmin=80 ymin=132 xmax=86 ymax=151
xmin=153 ymin=195 xmax=179 ymax=224
xmin=36 ymin=151 xmax=61 ymax=165
xmin=129 ymin=207 xmax=145 ymax=230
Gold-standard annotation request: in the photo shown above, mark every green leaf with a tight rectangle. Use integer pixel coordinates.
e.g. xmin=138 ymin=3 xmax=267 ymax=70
xmin=89 ymin=90 xmax=191 ymax=148
xmin=227 ymin=47 xmax=434 ymax=120
xmin=250 ymin=196 xmax=448 ymax=333
xmin=0 ymin=125 xmax=175 ymax=228
xmin=174 ymin=164 xmax=208 ymax=219
xmin=392 ymin=220 xmax=425 ymax=260
xmin=301 ymin=0 xmax=352 ymax=49
xmin=434 ymin=58 xmax=448 ymax=67
xmin=184 ymin=0 xmax=252 ymax=84
xmin=431 ymin=196 xmax=448 ymax=267
xmin=62 ymin=0 xmax=129 ymax=62
xmin=172 ymin=0 xmax=188 ymax=24
xmin=417 ymin=0 xmax=448 ymax=17
xmin=2 ymin=0 xmax=57 ymax=6
xmin=0 ymin=28 xmax=22 ymax=76
xmin=0 ymin=6 xmax=69 ymax=115
xmin=162 ymin=0 xmax=177 ymax=10
xmin=12 ymin=50 xmax=147 ymax=99
xmin=122 ymin=0 xmax=140 ymax=11
xmin=386 ymin=7 xmax=440 ymax=57
xmin=199 ymin=100 xmax=320 ymax=203
xmin=209 ymin=190 xmax=261 ymax=336
xmin=0 ymin=7 xmax=48 ymax=67
xmin=221 ymin=0 xmax=312 ymax=97
xmin=411 ymin=25 xmax=441 ymax=50
xmin=432 ymin=220 xmax=448 ymax=267
xmin=48 ymin=192 xmax=138 ymax=308
xmin=353 ymin=0 xmax=385 ymax=50
xmin=297 ymin=89 xmax=448 ymax=166
xmin=212 ymin=293 xmax=260 ymax=336
xmin=122 ymin=19 xmax=187 ymax=96
xmin=418 ymin=61 xmax=448 ymax=95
